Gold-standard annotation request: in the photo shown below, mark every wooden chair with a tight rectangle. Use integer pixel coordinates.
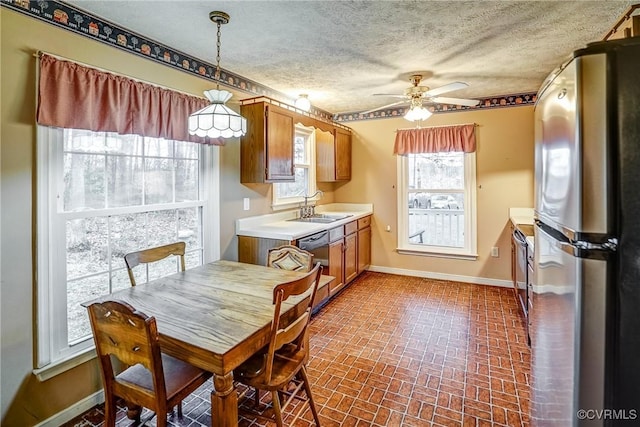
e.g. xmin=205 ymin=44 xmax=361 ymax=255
xmin=124 ymin=242 xmax=186 ymax=286
xmin=86 ymin=300 xmax=211 ymax=427
xmin=267 ymin=244 xmax=314 ymax=272
xmin=235 ymin=262 xmax=323 ymax=427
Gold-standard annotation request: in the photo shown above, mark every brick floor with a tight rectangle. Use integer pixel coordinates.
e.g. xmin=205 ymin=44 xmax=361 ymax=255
xmin=63 ymin=271 xmax=530 ymax=426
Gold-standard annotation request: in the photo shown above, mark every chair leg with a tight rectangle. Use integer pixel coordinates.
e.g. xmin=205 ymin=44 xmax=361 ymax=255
xmin=254 ymin=387 xmax=261 ymax=407
xmin=300 ymin=366 xmax=321 ymax=426
xmin=177 ymin=402 xmax=183 ymax=418
xmin=103 ymin=393 xmax=117 ymax=427
xmin=271 ymin=390 xmax=284 ymax=427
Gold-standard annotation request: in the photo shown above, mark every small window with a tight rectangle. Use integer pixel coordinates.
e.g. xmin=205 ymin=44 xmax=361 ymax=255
xmin=398 ymin=152 xmax=477 ymax=258
xmin=273 ymin=124 xmax=316 ymax=207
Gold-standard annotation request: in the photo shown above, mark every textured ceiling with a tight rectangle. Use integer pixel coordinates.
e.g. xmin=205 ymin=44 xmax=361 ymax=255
xmin=65 ymin=0 xmax=635 ymax=115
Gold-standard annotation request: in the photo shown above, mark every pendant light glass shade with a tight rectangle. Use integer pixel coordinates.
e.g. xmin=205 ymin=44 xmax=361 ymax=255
xmin=189 ymin=89 xmax=247 ymax=138
xmin=404 ymin=105 xmax=432 ymax=122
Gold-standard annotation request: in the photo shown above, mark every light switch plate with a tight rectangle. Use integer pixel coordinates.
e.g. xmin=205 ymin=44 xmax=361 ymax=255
xmin=243 ymin=198 xmax=250 ymax=211
xmin=491 ymin=247 xmax=499 ymax=257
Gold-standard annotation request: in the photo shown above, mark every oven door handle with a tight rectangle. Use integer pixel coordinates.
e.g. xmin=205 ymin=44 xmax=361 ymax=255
xmin=513 ymin=230 xmax=527 ymax=245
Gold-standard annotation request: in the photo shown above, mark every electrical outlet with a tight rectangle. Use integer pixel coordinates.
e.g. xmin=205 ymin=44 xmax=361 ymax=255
xmin=491 ymin=247 xmax=499 ymax=257
xmin=243 ymin=198 xmax=250 ymax=211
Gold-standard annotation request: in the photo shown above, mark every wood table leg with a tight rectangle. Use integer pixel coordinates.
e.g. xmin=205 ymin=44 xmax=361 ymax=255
xmin=212 ymin=372 xmax=237 ymax=427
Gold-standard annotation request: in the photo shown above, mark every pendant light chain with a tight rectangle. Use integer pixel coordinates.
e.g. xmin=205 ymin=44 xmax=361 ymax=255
xmin=215 ymin=20 xmax=222 ymax=90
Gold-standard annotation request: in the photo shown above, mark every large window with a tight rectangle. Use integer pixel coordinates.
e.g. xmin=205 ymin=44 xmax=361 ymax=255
xmin=36 ymin=127 xmax=218 ymax=370
xmin=398 ymin=152 xmax=477 ymax=258
xmin=273 ymin=125 xmax=317 ymax=207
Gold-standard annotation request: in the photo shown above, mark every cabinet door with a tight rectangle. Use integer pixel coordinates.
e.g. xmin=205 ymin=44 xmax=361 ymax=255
xmin=328 ymin=240 xmax=344 ymax=295
xmin=315 ymin=129 xmax=335 ymax=182
xmin=357 ymin=226 xmax=371 ymax=273
xmin=266 ymin=105 xmax=295 ymax=181
xmin=344 ymin=232 xmax=358 ymax=284
xmin=335 ymin=128 xmax=351 ymax=181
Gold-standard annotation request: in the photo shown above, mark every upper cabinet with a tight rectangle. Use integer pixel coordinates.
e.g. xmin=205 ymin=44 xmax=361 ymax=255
xmin=240 ymin=97 xmax=352 ymax=184
xmin=240 ymin=102 xmax=295 ymax=183
xmin=316 ymin=128 xmax=352 ymax=182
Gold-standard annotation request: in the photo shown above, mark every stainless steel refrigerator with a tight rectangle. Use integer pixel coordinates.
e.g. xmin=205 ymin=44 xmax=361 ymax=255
xmin=532 ymin=37 xmax=640 ymax=426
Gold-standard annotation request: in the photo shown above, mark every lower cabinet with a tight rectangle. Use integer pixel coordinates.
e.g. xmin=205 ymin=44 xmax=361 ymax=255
xmin=357 ymin=216 xmax=371 ymax=273
xmin=344 ymin=221 xmax=358 ymax=285
xmin=238 ymin=214 xmax=372 ymax=302
xmin=328 ymin=238 xmax=344 ymax=295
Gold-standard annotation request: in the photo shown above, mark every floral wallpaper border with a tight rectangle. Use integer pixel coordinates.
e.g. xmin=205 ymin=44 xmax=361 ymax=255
xmin=3 ymin=0 xmax=537 ymax=124
xmin=334 ymin=93 xmax=537 ymax=122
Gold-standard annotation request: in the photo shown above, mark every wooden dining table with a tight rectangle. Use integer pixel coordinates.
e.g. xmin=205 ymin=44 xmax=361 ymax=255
xmin=82 ymin=259 xmax=332 ymax=427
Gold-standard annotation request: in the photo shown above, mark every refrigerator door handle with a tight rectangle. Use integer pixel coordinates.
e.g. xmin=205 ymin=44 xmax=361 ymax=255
xmin=553 ymin=238 xmax=614 ymax=260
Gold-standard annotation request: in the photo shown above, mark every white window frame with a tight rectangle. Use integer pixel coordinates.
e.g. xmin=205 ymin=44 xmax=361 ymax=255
xmin=272 ymin=124 xmax=317 ymax=209
xmin=397 ymin=152 xmax=478 ymax=259
xmin=34 ymin=126 xmax=219 ymax=378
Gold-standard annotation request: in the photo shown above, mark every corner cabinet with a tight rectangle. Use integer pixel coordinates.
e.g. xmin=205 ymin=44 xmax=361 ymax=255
xmin=240 ymin=102 xmax=295 ymax=183
xmin=316 ymin=127 xmax=352 ymax=182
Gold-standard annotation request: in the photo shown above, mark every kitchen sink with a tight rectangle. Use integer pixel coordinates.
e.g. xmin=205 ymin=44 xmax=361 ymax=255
xmin=288 ymin=214 xmax=352 ymax=223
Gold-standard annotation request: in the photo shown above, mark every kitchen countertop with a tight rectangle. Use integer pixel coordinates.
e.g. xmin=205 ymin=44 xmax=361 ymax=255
xmin=236 ymin=203 xmax=373 ymax=240
xmin=509 ymin=207 xmax=534 ymax=226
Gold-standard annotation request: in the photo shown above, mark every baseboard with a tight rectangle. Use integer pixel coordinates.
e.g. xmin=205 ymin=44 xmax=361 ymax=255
xmin=35 ymin=389 xmax=104 ymax=427
xmin=366 ymin=265 xmax=513 ymax=288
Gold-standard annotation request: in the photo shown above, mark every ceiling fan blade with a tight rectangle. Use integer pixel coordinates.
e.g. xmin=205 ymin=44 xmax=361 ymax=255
xmin=372 ymin=94 xmax=408 ymax=98
xmin=360 ymin=100 xmax=408 ymax=115
xmin=424 ymin=81 xmax=469 ymax=97
xmin=431 ymin=96 xmax=480 ymax=107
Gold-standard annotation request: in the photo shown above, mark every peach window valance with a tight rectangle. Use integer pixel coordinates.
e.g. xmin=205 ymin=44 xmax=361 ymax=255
xmin=393 ymin=124 xmax=476 ymax=155
xmin=36 ymin=53 xmax=221 ymax=145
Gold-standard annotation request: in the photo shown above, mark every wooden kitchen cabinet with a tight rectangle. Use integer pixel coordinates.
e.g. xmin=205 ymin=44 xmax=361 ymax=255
xmin=316 ymin=127 xmax=352 ymax=182
xmin=240 ymin=102 xmax=295 ymax=183
xmin=328 ymin=225 xmax=345 ymax=295
xmin=357 ymin=215 xmax=372 ymax=273
xmin=344 ymin=221 xmax=358 ymax=284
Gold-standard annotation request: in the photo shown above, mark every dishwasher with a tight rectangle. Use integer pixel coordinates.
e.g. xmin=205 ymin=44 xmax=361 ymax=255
xmin=297 ymin=230 xmax=329 ymax=267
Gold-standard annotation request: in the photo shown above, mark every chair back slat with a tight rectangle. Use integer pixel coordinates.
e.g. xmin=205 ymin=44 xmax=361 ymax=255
xmin=267 ymin=245 xmax=314 ymax=272
xmin=273 ymin=311 xmax=310 ymax=351
xmin=124 ymin=242 xmax=186 ymax=286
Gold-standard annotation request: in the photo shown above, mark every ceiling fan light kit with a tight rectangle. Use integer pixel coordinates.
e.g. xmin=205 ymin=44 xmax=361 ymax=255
xmin=188 ymin=11 xmax=247 ymax=139
xmin=404 ymin=104 xmax=432 ymax=122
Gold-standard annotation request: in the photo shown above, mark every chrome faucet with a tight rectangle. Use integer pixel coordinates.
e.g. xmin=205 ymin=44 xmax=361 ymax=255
xmin=301 ymin=190 xmax=323 ymax=218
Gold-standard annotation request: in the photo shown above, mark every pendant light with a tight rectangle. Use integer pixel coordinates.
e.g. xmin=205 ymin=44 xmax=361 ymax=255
xmin=188 ymin=11 xmax=246 ymax=139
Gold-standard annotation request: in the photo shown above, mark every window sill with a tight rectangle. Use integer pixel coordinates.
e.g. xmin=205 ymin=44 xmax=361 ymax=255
xmin=397 ymin=247 xmax=478 ymax=261
xmin=33 ymin=347 xmax=96 ymax=381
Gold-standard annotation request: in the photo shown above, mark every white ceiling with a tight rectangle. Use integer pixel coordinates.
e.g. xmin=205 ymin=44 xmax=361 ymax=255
xmin=65 ymin=0 xmax=635 ymax=115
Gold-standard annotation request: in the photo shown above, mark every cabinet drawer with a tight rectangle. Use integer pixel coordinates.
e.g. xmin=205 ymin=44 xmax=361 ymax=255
xmin=357 ymin=215 xmax=371 ymax=229
xmin=345 ymin=220 xmax=358 ymax=235
xmin=329 ymin=226 xmax=345 ymax=242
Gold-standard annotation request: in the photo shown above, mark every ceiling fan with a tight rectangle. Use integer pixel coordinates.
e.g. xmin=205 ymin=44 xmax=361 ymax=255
xmin=361 ymin=74 xmax=480 ymax=117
